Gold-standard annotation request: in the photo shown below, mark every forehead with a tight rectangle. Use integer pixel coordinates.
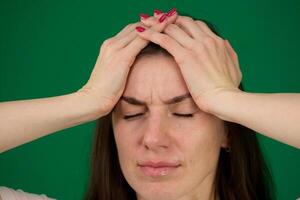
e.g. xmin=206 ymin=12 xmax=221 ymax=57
xmin=122 ymin=54 xmax=189 ymax=105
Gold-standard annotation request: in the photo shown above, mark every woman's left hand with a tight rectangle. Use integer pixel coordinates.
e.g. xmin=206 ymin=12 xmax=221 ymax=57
xmin=136 ymin=13 xmax=243 ymax=113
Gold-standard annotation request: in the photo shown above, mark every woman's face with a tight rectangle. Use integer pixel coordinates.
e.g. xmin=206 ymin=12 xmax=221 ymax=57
xmin=112 ymin=53 xmax=228 ymax=200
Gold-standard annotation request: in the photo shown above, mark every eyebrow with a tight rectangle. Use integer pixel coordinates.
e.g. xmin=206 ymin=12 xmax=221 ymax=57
xmin=120 ymin=93 xmax=192 ymax=106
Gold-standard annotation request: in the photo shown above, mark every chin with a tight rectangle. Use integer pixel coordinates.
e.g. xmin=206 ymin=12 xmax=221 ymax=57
xmin=136 ymin=189 xmax=179 ymax=200
xmin=132 ymin=180 xmax=185 ymax=200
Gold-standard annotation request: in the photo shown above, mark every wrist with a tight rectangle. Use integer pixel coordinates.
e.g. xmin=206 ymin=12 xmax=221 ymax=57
xmin=73 ymin=90 xmax=109 ymax=122
xmin=202 ymin=87 xmax=245 ymax=122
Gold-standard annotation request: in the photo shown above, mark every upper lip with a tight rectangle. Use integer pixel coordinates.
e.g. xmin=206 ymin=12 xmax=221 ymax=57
xmin=138 ymin=161 xmax=181 ymax=168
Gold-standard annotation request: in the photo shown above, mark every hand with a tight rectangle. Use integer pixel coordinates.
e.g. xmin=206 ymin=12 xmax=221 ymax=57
xmin=136 ymin=13 xmax=243 ymax=113
xmin=77 ymin=9 xmax=179 ymax=116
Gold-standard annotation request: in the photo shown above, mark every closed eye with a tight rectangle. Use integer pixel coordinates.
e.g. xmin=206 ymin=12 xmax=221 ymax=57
xmin=123 ymin=113 xmax=194 ymax=120
xmin=123 ymin=113 xmax=144 ymax=119
xmin=173 ymin=113 xmax=194 ymax=117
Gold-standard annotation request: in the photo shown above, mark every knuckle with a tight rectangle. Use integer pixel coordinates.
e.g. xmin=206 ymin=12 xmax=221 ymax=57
xmin=102 ymin=38 xmax=114 ymax=47
xmin=229 ymin=46 xmax=239 ymax=59
xmin=233 ymin=48 xmax=239 ymax=58
xmin=180 ymin=16 xmax=194 ymax=23
xmin=196 ymin=20 xmax=208 ymax=28
xmin=232 ymin=51 xmax=238 ymax=59
xmin=216 ymin=37 xmax=225 ymax=46
xmin=100 ymin=38 xmax=117 ymax=52
xmin=202 ymin=36 xmax=216 ymax=46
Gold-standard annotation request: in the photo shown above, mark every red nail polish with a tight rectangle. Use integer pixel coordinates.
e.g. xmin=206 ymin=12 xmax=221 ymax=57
xmin=140 ymin=13 xmax=150 ymax=20
xmin=167 ymin=8 xmax=177 ymax=17
xmin=154 ymin=9 xmax=163 ymax=15
xmin=136 ymin=26 xmax=145 ymax=32
xmin=159 ymin=13 xmax=167 ymax=23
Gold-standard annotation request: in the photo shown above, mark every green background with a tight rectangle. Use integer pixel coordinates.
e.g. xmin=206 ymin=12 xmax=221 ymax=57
xmin=0 ymin=0 xmax=299 ymax=199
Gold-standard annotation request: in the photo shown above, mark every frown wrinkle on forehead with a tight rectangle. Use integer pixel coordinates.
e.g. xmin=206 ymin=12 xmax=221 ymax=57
xmin=123 ymin=53 xmax=190 ymax=106
xmin=120 ymin=93 xmax=192 ymax=106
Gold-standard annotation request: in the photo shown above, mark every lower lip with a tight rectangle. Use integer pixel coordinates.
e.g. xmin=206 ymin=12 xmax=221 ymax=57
xmin=139 ymin=165 xmax=180 ymax=177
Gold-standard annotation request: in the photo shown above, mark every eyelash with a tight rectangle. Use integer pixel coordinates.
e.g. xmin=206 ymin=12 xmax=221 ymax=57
xmin=123 ymin=113 xmax=194 ymax=120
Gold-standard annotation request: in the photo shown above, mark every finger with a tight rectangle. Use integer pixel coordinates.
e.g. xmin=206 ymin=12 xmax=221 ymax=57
xmin=134 ymin=26 xmax=187 ymax=64
xmin=163 ymin=23 xmax=195 ymax=49
xmin=174 ymin=16 xmax=208 ymax=39
xmin=194 ymin=20 xmax=223 ymax=40
xmin=155 ymin=7 xmax=175 ymax=18
xmin=112 ymin=29 xmax=138 ymax=50
xmin=140 ymin=15 xmax=159 ymax=27
xmin=153 ymin=9 xmax=164 ymax=17
xmin=141 ymin=8 xmax=176 ymax=27
xmin=115 ymin=22 xmax=140 ymax=38
xmin=115 ymin=12 xmax=176 ymax=50
xmin=124 ymin=11 xmax=178 ymax=56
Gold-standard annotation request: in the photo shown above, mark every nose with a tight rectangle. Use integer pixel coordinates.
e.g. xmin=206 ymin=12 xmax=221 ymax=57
xmin=141 ymin=112 xmax=171 ymax=151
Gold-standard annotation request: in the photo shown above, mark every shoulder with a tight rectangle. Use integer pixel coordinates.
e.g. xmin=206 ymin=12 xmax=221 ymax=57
xmin=0 ymin=186 xmax=56 ymax=200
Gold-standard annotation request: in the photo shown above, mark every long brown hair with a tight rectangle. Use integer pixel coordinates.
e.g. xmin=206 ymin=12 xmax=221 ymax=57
xmin=84 ymin=15 xmax=276 ymax=200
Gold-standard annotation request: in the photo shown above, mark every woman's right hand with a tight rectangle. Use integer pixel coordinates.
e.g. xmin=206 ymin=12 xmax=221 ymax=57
xmin=77 ymin=8 xmax=178 ymax=117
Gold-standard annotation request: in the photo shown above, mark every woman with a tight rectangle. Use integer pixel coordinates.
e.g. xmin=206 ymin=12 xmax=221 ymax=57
xmin=0 ymin=8 xmax=299 ymax=199
xmin=83 ymin=11 xmax=275 ymax=200
xmin=84 ymin=44 xmax=275 ymax=200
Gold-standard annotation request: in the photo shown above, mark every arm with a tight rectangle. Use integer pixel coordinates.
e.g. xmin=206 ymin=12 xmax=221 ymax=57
xmin=137 ymin=14 xmax=300 ymax=149
xmin=207 ymin=89 xmax=300 ymax=149
xmin=0 ymin=15 xmax=178 ymax=153
xmin=0 ymin=91 xmax=105 ymax=153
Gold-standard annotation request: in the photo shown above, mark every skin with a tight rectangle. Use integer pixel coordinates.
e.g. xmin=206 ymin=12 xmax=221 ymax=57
xmin=0 ymin=7 xmax=299 ymax=199
xmin=112 ymin=53 xmax=229 ymax=200
xmin=1 ymin=9 xmax=299 ymax=153
xmin=0 ymin=7 xmax=300 ymax=199
xmin=0 ymin=11 xmax=178 ymax=153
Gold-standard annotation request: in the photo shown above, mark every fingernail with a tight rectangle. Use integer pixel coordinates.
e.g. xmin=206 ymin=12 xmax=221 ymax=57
xmin=140 ymin=13 xmax=150 ymax=20
xmin=154 ymin=9 xmax=163 ymax=15
xmin=135 ymin=26 xmax=146 ymax=32
xmin=166 ymin=8 xmax=177 ymax=17
xmin=159 ymin=13 xmax=167 ymax=23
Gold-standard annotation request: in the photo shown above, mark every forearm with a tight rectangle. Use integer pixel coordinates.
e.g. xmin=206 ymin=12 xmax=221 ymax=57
xmin=208 ymin=90 xmax=300 ymax=149
xmin=0 ymin=91 xmax=104 ymax=153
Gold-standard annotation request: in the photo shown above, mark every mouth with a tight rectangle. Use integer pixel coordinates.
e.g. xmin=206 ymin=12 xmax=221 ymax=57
xmin=137 ymin=161 xmax=181 ymax=177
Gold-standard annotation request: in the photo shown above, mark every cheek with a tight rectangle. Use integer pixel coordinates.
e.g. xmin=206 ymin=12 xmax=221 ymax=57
xmin=185 ymin=118 xmax=224 ymax=176
xmin=113 ymin=124 xmax=135 ymax=162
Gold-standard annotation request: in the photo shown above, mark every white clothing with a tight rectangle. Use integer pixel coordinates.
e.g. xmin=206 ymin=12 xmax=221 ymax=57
xmin=0 ymin=186 xmax=56 ymax=200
